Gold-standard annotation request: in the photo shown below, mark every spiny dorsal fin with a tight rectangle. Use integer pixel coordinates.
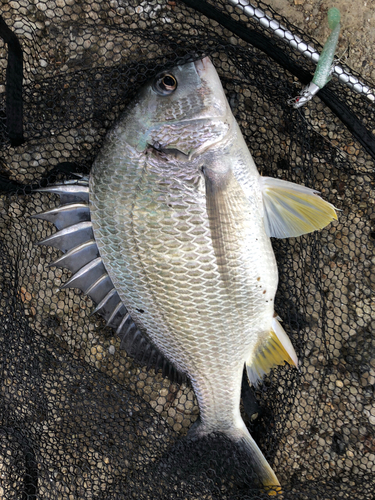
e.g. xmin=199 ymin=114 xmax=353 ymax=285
xmin=38 ymin=221 xmax=94 ymax=253
xmin=49 ymin=240 xmax=99 ymax=273
xmin=31 ymin=203 xmax=90 ymax=230
xmin=61 ymin=257 xmax=106 ymax=293
xmin=260 ymin=176 xmax=337 ymax=238
xmin=246 ymin=316 xmax=298 ymax=386
xmin=35 ymin=183 xmax=89 ymax=204
xmin=33 ymin=179 xmax=186 ymax=385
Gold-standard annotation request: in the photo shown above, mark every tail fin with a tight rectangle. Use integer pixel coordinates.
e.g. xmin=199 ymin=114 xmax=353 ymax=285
xmin=189 ymin=418 xmax=281 ymax=495
xmin=234 ymin=423 xmax=281 ymax=495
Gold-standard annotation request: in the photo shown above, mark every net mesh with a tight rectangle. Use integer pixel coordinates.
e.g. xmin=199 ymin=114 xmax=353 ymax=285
xmin=0 ymin=1 xmax=374 ymax=498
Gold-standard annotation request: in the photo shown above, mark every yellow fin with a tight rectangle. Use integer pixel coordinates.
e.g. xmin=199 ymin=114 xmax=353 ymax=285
xmin=246 ymin=317 xmax=298 ymax=386
xmin=260 ymin=176 xmax=337 ymax=238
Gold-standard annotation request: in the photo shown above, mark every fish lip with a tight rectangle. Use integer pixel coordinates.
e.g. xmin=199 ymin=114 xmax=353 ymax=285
xmin=194 ymin=56 xmax=211 ymax=76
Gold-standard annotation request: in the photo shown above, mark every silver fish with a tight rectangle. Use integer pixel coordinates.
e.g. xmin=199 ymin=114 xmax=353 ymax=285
xmin=34 ymin=57 xmax=337 ymax=489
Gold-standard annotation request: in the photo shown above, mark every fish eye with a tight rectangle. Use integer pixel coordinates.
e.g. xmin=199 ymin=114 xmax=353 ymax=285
xmin=152 ymin=73 xmax=178 ymax=95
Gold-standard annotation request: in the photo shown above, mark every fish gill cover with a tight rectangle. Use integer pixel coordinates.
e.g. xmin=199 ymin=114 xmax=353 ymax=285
xmin=0 ymin=1 xmax=374 ymax=499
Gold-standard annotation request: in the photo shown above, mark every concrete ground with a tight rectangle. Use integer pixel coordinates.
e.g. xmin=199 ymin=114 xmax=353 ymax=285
xmin=271 ymin=0 xmax=375 ymax=81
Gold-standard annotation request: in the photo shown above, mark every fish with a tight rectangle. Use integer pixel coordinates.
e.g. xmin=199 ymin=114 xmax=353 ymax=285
xmin=33 ymin=57 xmax=337 ymax=490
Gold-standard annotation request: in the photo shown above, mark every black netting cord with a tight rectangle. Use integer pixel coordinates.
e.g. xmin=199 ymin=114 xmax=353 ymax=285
xmin=0 ymin=14 xmax=24 ymax=147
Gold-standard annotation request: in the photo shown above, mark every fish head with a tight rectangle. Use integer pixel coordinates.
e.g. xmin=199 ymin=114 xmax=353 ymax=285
xmin=126 ymin=57 xmax=233 ymax=158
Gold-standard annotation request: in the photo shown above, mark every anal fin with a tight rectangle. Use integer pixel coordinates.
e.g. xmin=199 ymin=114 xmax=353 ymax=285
xmin=246 ymin=316 xmax=298 ymax=386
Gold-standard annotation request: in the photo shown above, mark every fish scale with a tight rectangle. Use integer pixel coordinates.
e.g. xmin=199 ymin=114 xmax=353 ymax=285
xmin=34 ymin=57 xmax=337 ymax=490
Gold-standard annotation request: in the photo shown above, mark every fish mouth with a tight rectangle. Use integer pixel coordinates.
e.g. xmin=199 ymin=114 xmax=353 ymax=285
xmin=148 ymin=142 xmax=190 ymax=161
xmin=194 ymin=56 xmax=214 ymax=78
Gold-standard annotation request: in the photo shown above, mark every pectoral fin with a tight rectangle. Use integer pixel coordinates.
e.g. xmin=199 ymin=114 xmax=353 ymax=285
xmin=246 ymin=316 xmax=298 ymax=386
xmin=203 ymin=165 xmax=251 ymax=273
xmin=260 ymin=177 xmax=337 ymax=238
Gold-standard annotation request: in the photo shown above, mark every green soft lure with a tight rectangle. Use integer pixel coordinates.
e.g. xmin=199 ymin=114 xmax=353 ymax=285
xmin=312 ymin=7 xmax=341 ymax=89
xmin=289 ymin=7 xmax=341 ymax=108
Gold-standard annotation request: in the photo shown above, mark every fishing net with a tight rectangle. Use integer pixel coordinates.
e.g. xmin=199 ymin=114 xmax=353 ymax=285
xmin=0 ymin=1 xmax=374 ymax=498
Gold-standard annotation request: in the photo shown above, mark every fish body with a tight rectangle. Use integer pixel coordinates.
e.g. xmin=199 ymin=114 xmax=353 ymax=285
xmin=35 ymin=58 xmax=337 ymax=488
xmin=90 ymin=92 xmax=275 ymax=415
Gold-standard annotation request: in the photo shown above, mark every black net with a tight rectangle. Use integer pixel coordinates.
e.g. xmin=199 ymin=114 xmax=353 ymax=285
xmin=0 ymin=1 xmax=374 ymax=498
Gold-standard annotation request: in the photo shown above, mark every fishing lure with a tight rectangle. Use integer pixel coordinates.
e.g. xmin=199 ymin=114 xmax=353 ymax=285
xmin=290 ymin=8 xmax=341 ymax=108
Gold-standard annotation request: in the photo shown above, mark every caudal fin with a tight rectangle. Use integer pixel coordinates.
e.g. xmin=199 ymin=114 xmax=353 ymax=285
xmin=189 ymin=418 xmax=281 ymax=494
xmin=228 ymin=420 xmax=281 ymax=494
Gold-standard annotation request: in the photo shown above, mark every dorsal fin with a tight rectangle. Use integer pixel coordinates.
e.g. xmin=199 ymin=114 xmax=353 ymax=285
xmin=31 ymin=203 xmax=90 ymax=230
xmin=37 ymin=222 xmax=94 ymax=253
xmin=33 ymin=179 xmax=186 ymax=385
xmin=35 ymin=183 xmax=89 ymax=204
xmin=48 ymin=240 xmax=99 ymax=273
